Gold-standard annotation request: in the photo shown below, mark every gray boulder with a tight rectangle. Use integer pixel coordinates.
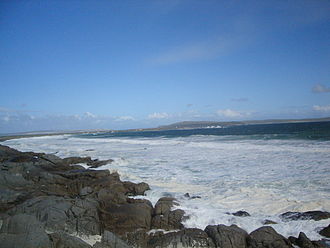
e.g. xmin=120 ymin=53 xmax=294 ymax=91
xmin=319 ymin=224 xmax=330 ymax=238
xmin=280 ymin=211 xmax=330 ymax=221
xmin=148 ymin=228 xmax=215 ymax=248
xmin=248 ymin=226 xmax=292 ymax=248
xmin=49 ymin=232 xmax=92 ymax=248
xmin=0 ymin=213 xmax=52 ymax=248
xmin=205 ymin=224 xmax=249 ymax=248
xmin=9 ymin=195 xmax=101 ymax=235
xmin=100 ymin=200 xmax=153 ymax=235
xmin=93 ymin=230 xmax=130 ymax=248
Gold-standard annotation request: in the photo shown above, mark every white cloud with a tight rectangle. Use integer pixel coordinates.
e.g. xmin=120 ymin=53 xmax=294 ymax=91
xmin=84 ymin=112 xmax=97 ymax=118
xmin=216 ymin=109 xmax=251 ymax=118
xmin=312 ymin=84 xmax=330 ymax=93
xmin=115 ymin=116 xmax=135 ymax=121
xmin=313 ymin=105 xmax=330 ymax=112
xmin=148 ymin=112 xmax=170 ymax=119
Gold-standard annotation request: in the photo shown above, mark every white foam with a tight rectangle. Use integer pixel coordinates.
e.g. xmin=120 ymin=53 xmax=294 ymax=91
xmin=2 ymin=134 xmax=330 ymax=240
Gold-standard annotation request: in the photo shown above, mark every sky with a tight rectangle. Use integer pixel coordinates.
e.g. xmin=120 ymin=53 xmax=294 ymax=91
xmin=0 ymin=0 xmax=330 ymax=133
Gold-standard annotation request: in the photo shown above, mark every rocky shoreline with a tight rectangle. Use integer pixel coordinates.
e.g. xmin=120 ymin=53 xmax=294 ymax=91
xmin=0 ymin=144 xmax=329 ymax=248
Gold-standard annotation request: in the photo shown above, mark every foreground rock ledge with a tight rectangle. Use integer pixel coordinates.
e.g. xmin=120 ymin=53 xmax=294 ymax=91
xmin=0 ymin=144 xmax=329 ymax=248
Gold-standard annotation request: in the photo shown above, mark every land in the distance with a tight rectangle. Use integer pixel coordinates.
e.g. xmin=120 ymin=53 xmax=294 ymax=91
xmin=0 ymin=116 xmax=329 ymax=142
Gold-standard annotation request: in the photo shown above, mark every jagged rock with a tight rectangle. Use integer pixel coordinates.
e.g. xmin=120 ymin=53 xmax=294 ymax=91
xmin=98 ymin=187 xmax=127 ymax=205
xmin=148 ymin=228 xmax=215 ymax=248
xmin=100 ymin=200 xmax=153 ymax=235
xmin=62 ymin=156 xmax=113 ymax=168
xmin=151 ymin=209 xmax=185 ymax=230
xmin=49 ymin=232 xmax=92 ymax=248
xmin=8 ymin=195 xmax=101 ymax=235
xmin=233 ymin=211 xmax=251 ymax=217
xmin=154 ymin=197 xmax=178 ymax=215
xmin=0 ymin=213 xmax=52 ymax=248
xmin=93 ymin=230 xmax=130 ymax=248
xmin=319 ymin=224 xmax=330 ymax=238
xmin=280 ymin=211 xmax=330 ymax=221
xmin=248 ymin=226 xmax=292 ymax=248
xmin=123 ymin=181 xmax=150 ymax=196
xmin=151 ymin=197 xmax=185 ymax=231
xmin=262 ymin=219 xmax=277 ymax=225
xmin=184 ymin=193 xmax=201 ymax=199
xmin=205 ymin=224 xmax=249 ymax=248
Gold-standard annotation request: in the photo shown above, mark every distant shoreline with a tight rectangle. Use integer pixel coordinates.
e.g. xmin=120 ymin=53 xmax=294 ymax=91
xmin=1 ymin=116 xmax=329 ymax=142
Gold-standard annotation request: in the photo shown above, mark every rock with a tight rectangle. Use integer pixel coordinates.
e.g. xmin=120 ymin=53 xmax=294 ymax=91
xmin=80 ymin=186 xmax=93 ymax=196
xmin=93 ymin=230 xmax=130 ymax=248
xmin=100 ymin=200 xmax=153 ymax=235
xmin=152 ymin=197 xmax=185 ymax=231
xmin=9 ymin=195 xmax=101 ymax=235
xmin=319 ymin=224 xmax=330 ymax=238
xmin=289 ymin=232 xmax=314 ymax=248
xmin=205 ymin=224 xmax=249 ymax=248
xmin=262 ymin=219 xmax=278 ymax=225
xmin=0 ymin=213 xmax=52 ymax=248
xmin=184 ymin=193 xmax=201 ymax=199
xmin=49 ymin=232 xmax=92 ymax=248
xmin=123 ymin=181 xmax=150 ymax=196
xmin=233 ymin=211 xmax=251 ymax=217
xmin=154 ymin=197 xmax=178 ymax=215
xmin=62 ymin=156 xmax=113 ymax=168
xmin=148 ymin=228 xmax=215 ymax=248
xmin=280 ymin=211 xmax=330 ymax=221
xmin=151 ymin=209 xmax=185 ymax=230
xmin=248 ymin=226 xmax=292 ymax=248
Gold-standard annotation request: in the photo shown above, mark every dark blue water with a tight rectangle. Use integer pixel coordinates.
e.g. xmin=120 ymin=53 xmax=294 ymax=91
xmin=76 ymin=121 xmax=330 ymax=140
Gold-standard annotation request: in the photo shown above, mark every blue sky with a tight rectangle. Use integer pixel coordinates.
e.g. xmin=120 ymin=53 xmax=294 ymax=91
xmin=1 ymin=0 xmax=330 ymax=133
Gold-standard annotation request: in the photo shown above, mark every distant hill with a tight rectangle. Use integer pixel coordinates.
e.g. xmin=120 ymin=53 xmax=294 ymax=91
xmin=157 ymin=117 xmax=330 ymax=130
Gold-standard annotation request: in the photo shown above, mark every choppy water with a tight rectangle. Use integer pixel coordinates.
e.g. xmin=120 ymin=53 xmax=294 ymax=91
xmin=2 ymin=122 xmax=330 ymax=240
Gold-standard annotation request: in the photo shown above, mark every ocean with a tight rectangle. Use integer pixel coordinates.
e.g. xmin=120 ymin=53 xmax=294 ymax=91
xmin=2 ymin=121 xmax=330 ymax=240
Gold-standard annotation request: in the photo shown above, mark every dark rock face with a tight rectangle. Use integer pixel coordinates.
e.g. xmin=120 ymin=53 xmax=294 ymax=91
xmin=148 ymin=228 xmax=215 ymax=248
xmin=93 ymin=230 xmax=130 ymax=248
xmin=0 ymin=213 xmax=52 ymax=248
xmin=205 ymin=224 xmax=249 ymax=248
xmin=280 ymin=211 xmax=330 ymax=221
xmin=49 ymin=232 xmax=92 ymax=248
xmin=232 ymin=211 xmax=251 ymax=217
xmin=248 ymin=226 xmax=292 ymax=248
xmin=151 ymin=197 xmax=185 ymax=231
xmin=100 ymin=200 xmax=153 ymax=235
xmin=262 ymin=220 xmax=277 ymax=225
xmin=319 ymin=224 xmax=330 ymax=238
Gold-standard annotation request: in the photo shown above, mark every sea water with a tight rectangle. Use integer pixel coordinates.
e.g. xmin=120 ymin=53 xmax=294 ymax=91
xmin=2 ymin=122 xmax=330 ymax=240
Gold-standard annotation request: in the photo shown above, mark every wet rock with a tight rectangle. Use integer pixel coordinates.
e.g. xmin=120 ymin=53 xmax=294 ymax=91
xmin=9 ymin=196 xmax=101 ymax=235
xmin=62 ymin=156 xmax=113 ymax=168
xmin=100 ymin=200 xmax=153 ymax=235
xmin=205 ymin=224 xmax=249 ymax=248
xmin=151 ymin=209 xmax=185 ymax=230
xmin=184 ymin=193 xmax=201 ymax=199
xmin=49 ymin=232 xmax=92 ymax=248
xmin=154 ymin=197 xmax=178 ymax=215
xmin=262 ymin=219 xmax=278 ymax=225
xmin=152 ymin=197 xmax=185 ymax=231
xmin=233 ymin=210 xmax=251 ymax=217
xmin=93 ymin=230 xmax=130 ymax=248
xmin=123 ymin=181 xmax=150 ymax=196
xmin=289 ymin=232 xmax=315 ymax=248
xmin=0 ymin=213 xmax=52 ymax=248
xmin=280 ymin=211 xmax=330 ymax=221
xmin=148 ymin=228 xmax=215 ymax=248
xmin=248 ymin=226 xmax=292 ymax=248
xmin=319 ymin=224 xmax=330 ymax=238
